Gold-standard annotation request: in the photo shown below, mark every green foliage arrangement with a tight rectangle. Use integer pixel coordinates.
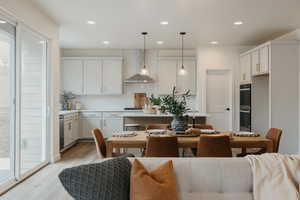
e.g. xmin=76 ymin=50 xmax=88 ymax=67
xmin=161 ymin=87 xmax=191 ymax=117
xmin=149 ymin=94 xmax=162 ymax=106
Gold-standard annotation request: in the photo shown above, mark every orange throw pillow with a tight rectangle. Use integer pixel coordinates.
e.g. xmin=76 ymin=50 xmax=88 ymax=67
xmin=130 ymin=159 xmax=179 ymax=200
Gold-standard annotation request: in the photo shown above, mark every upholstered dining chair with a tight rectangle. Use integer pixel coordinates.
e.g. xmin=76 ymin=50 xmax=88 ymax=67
xmin=197 ymin=135 xmax=232 ymax=157
xmin=145 ymin=136 xmax=179 ymax=157
xmin=92 ymin=128 xmax=134 ymax=159
xmin=191 ymin=124 xmax=215 ymax=155
xmin=238 ymin=128 xmax=282 ymax=156
xmin=193 ymin=124 xmax=214 ymax=129
xmin=146 ymin=124 xmax=170 ymax=130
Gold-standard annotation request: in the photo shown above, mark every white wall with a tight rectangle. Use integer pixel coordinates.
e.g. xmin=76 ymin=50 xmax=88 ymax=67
xmin=0 ymin=0 xmax=61 ymax=162
xmin=61 ymin=48 xmax=197 ymax=110
xmin=196 ymin=46 xmax=252 ymax=130
xmin=276 ymin=29 xmax=300 ymax=154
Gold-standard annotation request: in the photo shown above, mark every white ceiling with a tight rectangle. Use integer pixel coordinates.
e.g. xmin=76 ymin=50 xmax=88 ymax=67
xmin=32 ymin=0 xmax=300 ymax=49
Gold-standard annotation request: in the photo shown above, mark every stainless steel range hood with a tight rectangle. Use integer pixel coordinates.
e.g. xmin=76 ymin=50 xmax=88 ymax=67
xmin=124 ymin=73 xmax=154 ymax=84
xmin=124 ymin=50 xmax=154 ymax=84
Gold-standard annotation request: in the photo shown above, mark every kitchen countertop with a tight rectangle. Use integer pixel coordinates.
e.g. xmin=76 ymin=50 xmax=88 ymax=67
xmin=59 ymin=110 xmax=207 ymax=117
xmin=59 ymin=109 xmax=142 ymax=115
xmin=121 ymin=112 xmax=208 ymax=117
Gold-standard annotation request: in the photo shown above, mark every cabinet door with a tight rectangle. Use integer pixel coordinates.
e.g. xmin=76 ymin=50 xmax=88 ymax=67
xmin=72 ymin=114 xmax=80 ymax=141
xmin=240 ymin=54 xmax=251 ymax=83
xmin=102 ymin=59 xmax=123 ymax=95
xmin=251 ymin=50 xmax=260 ymax=75
xmin=61 ymin=59 xmax=84 ymax=95
xmin=158 ymin=59 xmax=177 ymax=94
xmin=102 ymin=118 xmax=123 ymax=138
xmin=259 ymin=46 xmax=269 ymax=74
xmin=177 ymin=60 xmax=196 ymax=94
xmin=81 ymin=118 xmax=102 ymax=139
xmin=64 ymin=119 xmax=73 ymax=146
xmin=84 ymin=59 xmax=101 ymax=95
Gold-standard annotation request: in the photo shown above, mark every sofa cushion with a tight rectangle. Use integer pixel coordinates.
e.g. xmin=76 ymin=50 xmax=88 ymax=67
xmin=59 ymin=157 xmax=131 ymax=200
xmin=129 ymin=158 xmax=253 ymax=200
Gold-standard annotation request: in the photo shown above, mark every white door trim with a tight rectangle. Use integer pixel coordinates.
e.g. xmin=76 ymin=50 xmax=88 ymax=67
xmin=204 ymin=69 xmax=233 ymax=131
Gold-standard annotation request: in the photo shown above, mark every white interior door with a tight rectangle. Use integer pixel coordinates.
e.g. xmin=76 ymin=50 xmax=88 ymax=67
xmin=206 ymin=70 xmax=232 ymax=131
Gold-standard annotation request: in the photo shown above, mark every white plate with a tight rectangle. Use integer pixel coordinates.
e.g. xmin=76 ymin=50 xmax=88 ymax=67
xmin=200 ymin=129 xmax=216 ymax=133
xmin=146 ymin=129 xmax=167 ymax=134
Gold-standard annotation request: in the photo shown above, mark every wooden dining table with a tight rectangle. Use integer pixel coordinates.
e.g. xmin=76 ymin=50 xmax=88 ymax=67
xmin=106 ymin=131 xmax=273 ymax=157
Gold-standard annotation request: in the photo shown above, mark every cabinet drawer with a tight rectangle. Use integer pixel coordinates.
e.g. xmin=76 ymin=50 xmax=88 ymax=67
xmin=103 ymin=112 xmax=122 ymax=118
xmin=80 ymin=112 xmax=102 ymax=118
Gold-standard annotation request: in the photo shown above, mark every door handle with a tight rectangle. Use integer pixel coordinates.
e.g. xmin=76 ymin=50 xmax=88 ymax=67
xmin=226 ymin=108 xmax=230 ymax=111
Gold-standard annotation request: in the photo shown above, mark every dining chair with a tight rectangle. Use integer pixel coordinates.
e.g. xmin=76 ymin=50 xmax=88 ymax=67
xmin=197 ymin=135 xmax=232 ymax=157
xmin=92 ymin=128 xmax=134 ymax=159
xmin=146 ymin=124 xmax=170 ymax=130
xmin=190 ymin=124 xmax=214 ymax=155
xmin=145 ymin=136 xmax=179 ymax=157
xmin=193 ymin=124 xmax=214 ymax=129
xmin=238 ymin=128 xmax=282 ymax=156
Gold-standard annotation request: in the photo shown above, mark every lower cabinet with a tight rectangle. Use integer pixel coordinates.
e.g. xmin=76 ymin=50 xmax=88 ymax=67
xmin=81 ymin=117 xmax=102 ymax=139
xmin=64 ymin=118 xmax=73 ymax=147
xmin=103 ymin=117 xmax=123 ymax=138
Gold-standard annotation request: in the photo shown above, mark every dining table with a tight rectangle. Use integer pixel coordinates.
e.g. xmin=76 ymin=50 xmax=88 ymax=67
xmin=106 ymin=131 xmax=273 ymax=157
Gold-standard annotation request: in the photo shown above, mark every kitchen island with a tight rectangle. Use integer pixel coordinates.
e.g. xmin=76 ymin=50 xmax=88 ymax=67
xmin=122 ymin=112 xmax=208 ymax=130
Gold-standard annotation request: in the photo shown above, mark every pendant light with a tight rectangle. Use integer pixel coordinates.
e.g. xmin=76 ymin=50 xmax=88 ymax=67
xmin=140 ymin=32 xmax=148 ymax=75
xmin=178 ymin=32 xmax=187 ymax=76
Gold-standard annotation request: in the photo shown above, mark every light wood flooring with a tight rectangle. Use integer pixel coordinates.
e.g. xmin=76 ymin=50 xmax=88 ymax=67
xmin=1 ymin=142 xmax=98 ymax=200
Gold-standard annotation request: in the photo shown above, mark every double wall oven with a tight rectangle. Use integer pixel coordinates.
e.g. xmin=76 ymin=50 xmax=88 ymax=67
xmin=240 ymin=84 xmax=251 ymax=131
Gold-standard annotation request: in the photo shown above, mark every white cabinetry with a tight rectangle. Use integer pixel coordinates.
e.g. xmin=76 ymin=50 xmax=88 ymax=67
xmin=102 ymin=112 xmax=123 ymax=138
xmin=158 ymin=59 xmax=177 ymax=94
xmin=240 ymin=54 xmax=251 ymax=83
xmin=84 ymin=59 xmax=101 ymax=95
xmin=251 ymin=45 xmax=269 ymax=76
xmin=81 ymin=112 xmax=102 ymax=139
xmin=72 ymin=113 xmax=80 ymax=141
xmin=61 ymin=57 xmax=123 ymax=95
xmin=61 ymin=59 xmax=84 ymax=95
xmin=158 ymin=58 xmax=196 ymax=95
xmin=177 ymin=60 xmax=196 ymax=94
xmin=64 ymin=117 xmax=73 ymax=147
xmin=102 ymin=59 xmax=123 ymax=95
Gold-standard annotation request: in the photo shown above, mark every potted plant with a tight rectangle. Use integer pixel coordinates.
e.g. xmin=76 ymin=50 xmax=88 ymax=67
xmin=161 ymin=87 xmax=191 ymax=131
xmin=149 ymin=94 xmax=162 ymax=114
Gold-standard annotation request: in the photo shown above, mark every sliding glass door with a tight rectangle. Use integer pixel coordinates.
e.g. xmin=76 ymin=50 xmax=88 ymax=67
xmin=0 ymin=16 xmax=49 ymax=190
xmin=0 ymin=20 xmax=15 ymax=186
xmin=18 ymin=26 xmax=48 ymax=176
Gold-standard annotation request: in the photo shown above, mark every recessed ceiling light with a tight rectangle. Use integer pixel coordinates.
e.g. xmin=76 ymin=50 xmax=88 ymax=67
xmin=160 ymin=21 xmax=169 ymax=25
xmin=210 ymin=41 xmax=219 ymax=45
xmin=157 ymin=41 xmax=164 ymax=45
xmin=234 ymin=21 xmax=243 ymax=25
xmin=87 ymin=20 xmax=96 ymax=25
xmin=39 ymin=41 xmax=46 ymax=44
xmin=0 ymin=20 xmax=7 ymax=24
xmin=103 ymin=41 xmax=110 ymax=45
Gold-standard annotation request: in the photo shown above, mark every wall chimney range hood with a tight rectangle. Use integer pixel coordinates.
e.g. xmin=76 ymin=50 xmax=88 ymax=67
xmin=124 ymin=32 xmax=154 ymax=84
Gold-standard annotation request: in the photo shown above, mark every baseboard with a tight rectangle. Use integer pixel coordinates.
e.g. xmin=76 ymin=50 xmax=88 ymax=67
xmin=51 ymin=153 xmax=61 ymax=163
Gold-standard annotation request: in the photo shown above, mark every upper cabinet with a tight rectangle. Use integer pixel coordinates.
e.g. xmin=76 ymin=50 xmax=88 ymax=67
xmin=158 ymin=59 xmax=177 ymax=94
xmin=177 ymin=60 xmax=197 ymax=94
xmin=61 ymin=59 xmax=84 ymax=95
xmin=61 ymin=57 xmax=123 ymax=95
xmin=240 ymin=54 xmax=251 ymax=83
xmin=102 ymin=59 xmax=123 ymax=95
xmin=158 ymin=58 xmax=197 ymax=95
xmin=84 ymin=59 xmax=102 ymax=95
xmin=251 ymin=45 xmax=269 ymax=76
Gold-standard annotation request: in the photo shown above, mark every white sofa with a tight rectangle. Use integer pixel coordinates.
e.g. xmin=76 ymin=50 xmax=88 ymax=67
xmin=130 ymin=158 xmax=253 ymax=200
